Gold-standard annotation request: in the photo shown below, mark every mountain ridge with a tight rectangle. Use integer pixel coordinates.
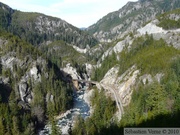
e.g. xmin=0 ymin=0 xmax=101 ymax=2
xmin=0 ymin=1 xmax=180 ymax=134
xmin=87 ymin=0 xmax=180 ymax=42
xmin=0 ymin=2 xmax=98 ymax=49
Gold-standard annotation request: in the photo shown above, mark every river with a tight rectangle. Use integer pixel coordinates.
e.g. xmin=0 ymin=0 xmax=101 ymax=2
xmin=39 ymin=88 xmax=91 ymax=135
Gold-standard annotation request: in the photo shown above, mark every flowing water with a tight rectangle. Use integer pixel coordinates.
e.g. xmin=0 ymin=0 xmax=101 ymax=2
xmin=39 ymin=88 xmax=91 ymax=135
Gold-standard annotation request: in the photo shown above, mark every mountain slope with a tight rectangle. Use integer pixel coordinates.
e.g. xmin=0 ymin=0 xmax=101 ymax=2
xmin=0 ymin=1 xmax=180 ymax=135
xmin=0 ymin=2 xmax=98 ymax=49
xmin=85 ymin=7 xmax=180 ymax=133
xmin=0 ymin=31 xmax=73 ymax=134
xmin=87 ymin=0 xmax=180 ymax=42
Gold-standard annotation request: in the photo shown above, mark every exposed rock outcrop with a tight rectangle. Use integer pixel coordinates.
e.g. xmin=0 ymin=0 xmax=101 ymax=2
xmin=101 ymin=65 xmax=164 ymax=109
xmin=62 ymin=63 xmax=81 ymax=80
xmin=100 ymin=35 xmax=133 ymax=63
xmin=19 ymin=82 xmax=30 ymax=102
xmin=30 ymin=66 xmax=41 ymax=82
xmin=87 ymin=0 xmax=180 ymax=42
xmin=137 ymin=19 xmax=180 ymax=49
xmin=0 ymin=2 xmax=98 ymax=49
xmin=137 ymin=20 xmax=167 ymax=35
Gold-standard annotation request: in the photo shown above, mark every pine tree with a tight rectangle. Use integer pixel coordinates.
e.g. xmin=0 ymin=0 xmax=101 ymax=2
xmin=12 ymin=116 xmax=20 ymax=135
xmin=0 ymin=116 xmax=5 ymax=135
xmin=145 ymin=83 xmax=168 ymax=115
xmin=51 ymin=119 xmax=61 ymax=135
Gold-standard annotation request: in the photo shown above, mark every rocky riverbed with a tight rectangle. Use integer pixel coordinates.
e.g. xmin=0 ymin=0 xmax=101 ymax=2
xmin=39 ymin=88 xmax=93 ymax=135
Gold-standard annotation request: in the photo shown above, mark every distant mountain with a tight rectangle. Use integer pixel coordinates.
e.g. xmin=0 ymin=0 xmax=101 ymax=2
xmin=1 ymin=1 xmax=180 ymax=134
xmin=80 ymin=27 xmax=87 ymax=30
xmin=0 ymin=2 xmax=98 ymax=49
xmin=87 ymin=0 xmax=180 ymax=42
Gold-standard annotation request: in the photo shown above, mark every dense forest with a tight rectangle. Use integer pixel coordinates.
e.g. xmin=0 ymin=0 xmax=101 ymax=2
xmin=0 ymin=31 xmax=73 ymax=134
xmin=158 ymin=9 xmax=180 ymax=29
xmin=0 ymin=4 xmax=98 ymax=49
xmin=0 ymin=0 xmax=180 ymax=135
xmin=72 ymin=89 xmax=117 ymax=135
xmin=77 ymin=35 xmax=180 ymax=134
xmin=119 ymin=35 xmax=180 ymax=127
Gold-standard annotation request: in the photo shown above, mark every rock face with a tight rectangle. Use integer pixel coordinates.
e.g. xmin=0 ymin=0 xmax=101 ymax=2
xmin=100 ymin=35 xmax=133 ymax=63
xmin=62 ymin=63 xmax=81 ymax=80
xmin=117 ymin=68 xmax=139 ymax=106
xmin=0 ymin=2 xmax=98 ymax=49
xmin=85 ymin=63 xmax=93 ymax=80
xmin=30 ymin=66 xmax=41 ymax=81
xmin=17 ymin=65 xmax=42 ymax=103
xmin=0 ymin=1 xmax=180 ymax=133
xmin=137 ymin=19 xmax=180 ymax=49
xmin=101 ymin=66 xmax=119 ymax=85
xmin=19 ymin=82 xmax=29 ymax=102
xmin=1 ymin=55 xmax=22 ymax=71
xmin=35 ymin=16 xmax=68 ymax=34
xmin=72 ymin=45 xmax=87 ymax=53
xmin=101 ymin=65 xmax=164 ymax=108
xmin=62 ymin=63 xmax=88 ymax=90
xmin=0 ymin=36 xmax=49 ymax=106
xmin=168 ymin=13 xmax=180 ymax=21
xmin=137 ymin=20 xmax=167 ymax=35
xmin=87 ymin=0 xmax=180 ymax=42
xmin=73 ymin=80 xmax=79 ymax=90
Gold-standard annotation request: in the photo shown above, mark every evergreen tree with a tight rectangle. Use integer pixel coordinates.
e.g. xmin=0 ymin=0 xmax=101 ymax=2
xmin=51 ymin=119 xmax=61 ymax=135
xmin=0 ymin=116 xmax=5 ymax=135
xmin=12 ymin=116 xmax=20 ymax=135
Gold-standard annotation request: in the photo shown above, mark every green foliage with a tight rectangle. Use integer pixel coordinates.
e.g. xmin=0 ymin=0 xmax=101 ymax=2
xmin=162 ymin=57 xmax=180 ymax=111
xmin=117 ymin=34 xmax=180 ymax=128
xmin=44 ymin=66 xmax=73 ymax=115
xmin=119 ymin=35 xmax=180 ymax=75
xmin=50 ymin=118 xmax=61 ymax=135
xmin=120 ymin=56 xmax=180 ymax=127
xmin=40 ymin=40 xmax=90 ymax=80
xmin=0 ymin=8 xmax=98 ymax=48
xmin=0 ymin=32 xmax=41 ymax=60
xmin=0 ymin=58 xmax=2 ymax=74
xmin=30 ymin=66 xmax=73 ymax=119
xmin=92 ymin=51 xmax=118 ymax=81
xmin=40 ymin=40 xmax=86 ymax=67
xmin=0 ymin=90 xmax=34 ymax=134
xmin=158 ymin=9 xmax=180 ymax=30
xmin=0 ymin=31 xmax=73 ymax=134
xmin=72 ymin=89 xmax=117 ymax=135
xmin=158 ymin=0 xmax=180 ymax=12
xmin=118 ymin=38 xmax=180 ymax=127
xmin=0 ymin=116 xmax=5 ymax=135
xmin=0 ymin=83 xmax=11 ymax=103
xmin=72 ymin=116 xmax=86 ymax=135
xmin=0 ymin=5 xmax=12 ymax=31
xmin=88 ymin=0 xmax=180 ymax=38
xmin=158 ymin=19 xmax=180 ymax=30
xmin=145 ymin=83 xmax=168 ymax=114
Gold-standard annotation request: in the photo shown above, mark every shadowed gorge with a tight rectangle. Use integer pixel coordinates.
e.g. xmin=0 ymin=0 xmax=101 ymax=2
xmin=0 ymin=0 xmax=180 ymax=135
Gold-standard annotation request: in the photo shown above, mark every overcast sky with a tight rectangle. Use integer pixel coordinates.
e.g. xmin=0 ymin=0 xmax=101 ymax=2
xmin=0 ymin=0 xmax=138 ymax=28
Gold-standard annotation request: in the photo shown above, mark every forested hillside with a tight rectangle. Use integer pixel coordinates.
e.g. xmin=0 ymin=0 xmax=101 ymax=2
xmin=87 ymin=0 xmax=180 ymax=42
xmin=119 ymin=35 xmax=180 ymax=126
xmin=0 ymin=2 xmax=98 ymax=49
xmin=0 ymin=31 xmax=73 ymax=134
xmin=73 ymin=34 xmax=180 ymax=135
xmin=0 ymin=0 xmax=180 ymax=135
xmin=40 ymin=40 xmax=87 ymax=67
xmin=158 ymin=9 xmax=180 ymax=29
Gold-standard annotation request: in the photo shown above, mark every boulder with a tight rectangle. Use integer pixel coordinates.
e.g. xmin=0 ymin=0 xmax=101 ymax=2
xmin=19 ymin=82 xmax=28 ymax=101
xmin=30 ymin=66 xmax=41 ymax=81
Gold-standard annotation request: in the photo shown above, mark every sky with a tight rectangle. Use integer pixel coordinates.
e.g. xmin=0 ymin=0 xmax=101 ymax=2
xmin=0 ymin=0 xmax=138 ymax=28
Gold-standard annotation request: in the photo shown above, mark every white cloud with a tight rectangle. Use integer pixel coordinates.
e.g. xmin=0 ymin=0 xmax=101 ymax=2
xmin=0 ymin=0 xmax=138 ymax=28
